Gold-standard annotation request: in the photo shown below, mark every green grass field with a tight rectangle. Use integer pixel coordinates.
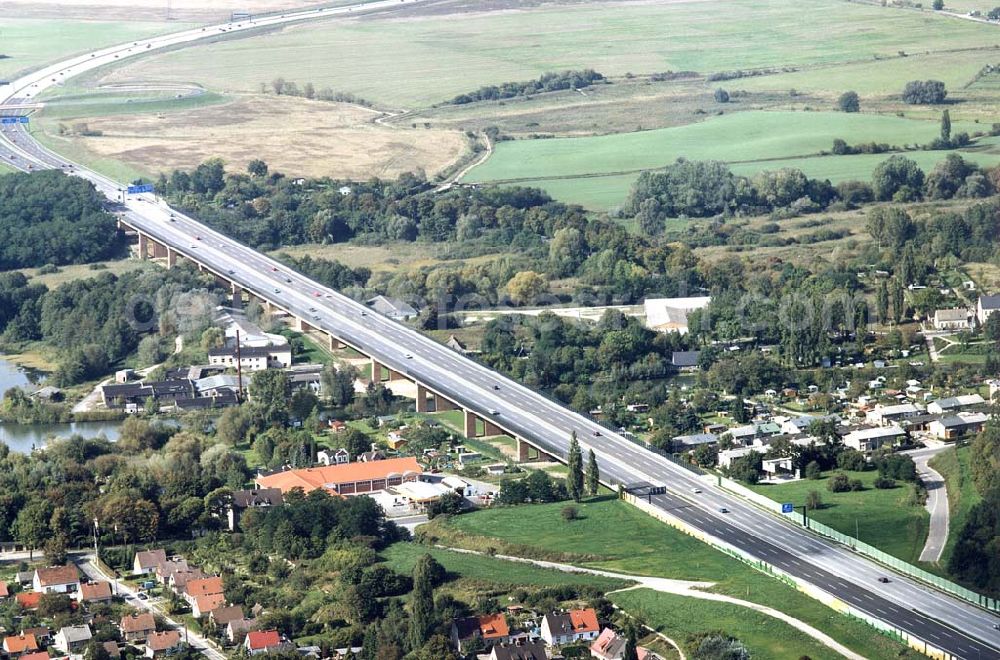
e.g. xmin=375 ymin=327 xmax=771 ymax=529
xmin=611 ymin=589 xmax=843 ymax=660
xmin=750 ymin=470 xmax=929 ymax=564
xmin=0 ymin=18 xmax=190 ymax=80
xmin=380 ymin=542 xmax=629 ymax=593
xmin=465 ymin=111 xmax=981 ymax=182
xmin=107 ymin=0 xmax=999 ymax=107
xmin=929 ymin=445 xmax=982 ymax=568
xmin=427 ymin=497 xmax=911 ymax=660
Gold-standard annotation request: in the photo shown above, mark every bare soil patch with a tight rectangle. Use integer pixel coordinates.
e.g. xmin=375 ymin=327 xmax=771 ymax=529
xmin=59 ymin=94 xmax=467 ymax=180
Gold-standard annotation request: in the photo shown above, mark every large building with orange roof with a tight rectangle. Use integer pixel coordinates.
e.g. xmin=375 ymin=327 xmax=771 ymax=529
xmin=255 ymin=457 xmax=422 ymax=496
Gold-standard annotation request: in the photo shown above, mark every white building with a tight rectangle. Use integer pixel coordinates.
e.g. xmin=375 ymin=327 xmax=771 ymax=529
xmin=33 ymin=565 xmax=80 ymax=594
xmin=933 ymin=308 xmax=972 ymax=331
xmin=865 ymin=404 xmax=921 ymax=426
xmin=843 ymin=425 xmax=905 ymax=453
xmin=929 ymin=412 xmax=989 ymax=440
xmin=976 ymin=294 xmax=1000 ymax=325
xmin=207 ymin=344 xmax=292 ymax=371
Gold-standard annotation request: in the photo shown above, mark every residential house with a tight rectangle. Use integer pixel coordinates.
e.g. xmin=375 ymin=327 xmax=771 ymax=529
xmin=3 ymin=635 xmax=38 ymax=656
xmin=145 ymin=630 xmax=182 ymax=658
xmin=168 ymin=568 xmax=207 ymax=593
xmin=927 ymin=394 xmax=986 ymax=415
xmin=208 ymin=605 xmax=245 ymax=630
xmin=32 ymin=565 xmax=80 ymax=594
xmin=120 ymin=613 xmax=156 ymax=642
xmin=54 ymin=626 xmax=92 ymax=654
xmin=133 ymin=549 xmax=167 ymax=576
xmin=671 ymin=433 xmax=718 ymax=450
xmin=20 ymin=652 xmax=49 ymax=660
xmin=245 ymin=630 xmax=287 ymax=656
xmin=183 ymin=576 xmax=224 ymax=601
xmin=227 ymin=489 xmax=283 ymax=531
xmin=976 ymin=294 xmax=1000 ymax=325
xmin=15 ymin=571 xmax=33 ymax=585
xmin=843 ymin=425 xmax=906 ymax=453
xmin=101 ymin=642 xmax=121 ymax=659
xmin=226 ymin=618 xmax=258 ymax=644
xmin=929 ymin=412 xmax=989 ymax=440
xmin=77 ymin=581 xmax=113 ymax=604
xmin=865 ymin=404 xmax=920 ymax=426
xmin=540 ymin=609 xmax=600 ymax=646
xmin=670 ymin=350 xmax=701 ymax=371
xmin=933 ymin=308 xmax=971 ymax=331
xmin=450 ymin=613 xmax=511 ymax=653
xmin=15 ymin=593 xmax=41 ymax=610
xmin=255 ymin=457 xmax=422 ymax=496
xmin=590 ymin=628 xmax=627 ymax=660
xmin=327 ymin=420 xmax=348 ymax=433
xmin=490 ymin=641 xmax=548 ymax=660
xmin=365 ymin=296 xmax=418 ymax=321
xmin=21 ymin=629 xmax=49 ymax=646
xmin=155 ymin=559 xmax=190 ymax=585
xmin=0 ymin=582 xmax=8 ymax=600
xmin=192 ymin=593 xmax=227 ymax=618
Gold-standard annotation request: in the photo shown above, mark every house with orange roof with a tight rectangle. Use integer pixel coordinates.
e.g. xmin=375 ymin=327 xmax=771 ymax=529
xmin=450 ymin=613 xmax=511 ymax=653
xmin=540 ymin=608 xmax=600 ymax=646
xmin=77 ymin=581 xmax=113 ymax=604
xmin=3 ymin=634 xmax=38 ymax=656
xmin=15 ymin=592 xmax=42 ymax=610
xmin=0 ymin=582 xmax=9 ymax=599
xmin=192 ymin=592 xmax=227 ymax=618
xmin=183 ymin=576 xmax=223 ymax=600
xmin=20 ymin=651 xmax=49 ymax=660
xmin=255 ymin=456 xmax=422 ymax=495
xmin=120 ymin=613 xmax=156 ymax=642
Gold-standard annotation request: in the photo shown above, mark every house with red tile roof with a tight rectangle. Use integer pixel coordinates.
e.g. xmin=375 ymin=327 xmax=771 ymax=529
xmin=244 ymin=630 xmax=286 ymax=656
xmin=15 ymin=592 xmax=42 ymax=610
xmin=255 ymin=457 xmax=422 ymax=495
xmin=591 ymin=628 xmax=657 ymax=660
xmin=540 ymin=608 xmax=600 ymax=646
xmin=450 ymin=613 xmax=511 ymax=652
xmin=0 ymin=582 xmax=9 ymax=599
xmin=3 ymin=634 xmax=38 ymax=656
xmin=144 ymin=630 xmax=182 ymax=658
xmin=20 ymin=651 xmax=49 ymax=660
xmin=32 ymin=565 xmax=79 ymax=594
xmin=77 ymin=581 xmax=113 ymax=604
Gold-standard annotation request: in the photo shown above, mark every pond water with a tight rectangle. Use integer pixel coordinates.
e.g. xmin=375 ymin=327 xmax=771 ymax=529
xmin=0 ymin=355 xmax=47 ymax=392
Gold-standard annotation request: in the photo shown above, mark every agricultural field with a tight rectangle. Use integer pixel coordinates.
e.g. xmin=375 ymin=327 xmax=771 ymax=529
xmin=4 ymin=0 xmax=347 ymax=22
xmin=34 ymin=94 xmax=468 ymax=181
xmin=101 ymin=0 xmax=1000 ymax=108
xmin=749 ymin=469 xmax=930 ymax=564
xmin=421 ymin=496 xmax=913 ymax=660
xmin=0 ymin=18 xmax=190 ymax=80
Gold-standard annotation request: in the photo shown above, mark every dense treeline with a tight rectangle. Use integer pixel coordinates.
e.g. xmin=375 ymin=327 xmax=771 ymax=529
xmin=0 ymin=267 xmax=219 ymax=386
xmin=626 ymin=153 xmax=997 ymax=232
xmin=449 ymin=69 xmax=605 ymax=104
xmin=0 ymin=170 xmax=123 ymax=268
xmin=949 ymin=424 xmax=1000 ymax=597
xmin=156 ymin=160 xmax=703 ymax=305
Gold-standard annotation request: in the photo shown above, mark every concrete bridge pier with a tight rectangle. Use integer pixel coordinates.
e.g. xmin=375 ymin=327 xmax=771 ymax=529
xmin=434 ymin=394 xmax=457 ymax=412
xmin=137 ymin=233 xmax=148 ymax=259
xmin=166 ymin=248 xmax=177 ymax=269
xmin=464 ymin=410 xmax=479 ymax=438
xmin=231 ymin=283 xmax=242 ymax=308
xmin=517 ymin=437 xmax=555 ymax=463
xmin=415 ymin=384 xmax=429 ymax=413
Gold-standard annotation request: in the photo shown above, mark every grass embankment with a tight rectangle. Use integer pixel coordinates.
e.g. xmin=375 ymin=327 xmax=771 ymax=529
xmin=750 ymin=469 xmax=929 ymax=564
xmin=419 ymin=496 xmax=915 ymax=660
xmin=928 ymin=445 xmax=981 ymax=569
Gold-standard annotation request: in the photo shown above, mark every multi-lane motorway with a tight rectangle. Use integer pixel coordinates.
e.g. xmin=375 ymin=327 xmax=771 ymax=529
xmin=2 ymin=4 xmax=1000 ymax=658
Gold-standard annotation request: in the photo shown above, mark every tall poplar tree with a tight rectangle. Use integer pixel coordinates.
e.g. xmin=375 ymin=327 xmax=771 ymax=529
xmin=567 ymin=431 xmax=584 ymax=502
xmin=586 ymin=449 xmax=600 ymax=497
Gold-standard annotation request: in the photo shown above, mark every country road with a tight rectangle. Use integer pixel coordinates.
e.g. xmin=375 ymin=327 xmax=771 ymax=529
xmin=905 ymin=445 xmax=952 ymax=563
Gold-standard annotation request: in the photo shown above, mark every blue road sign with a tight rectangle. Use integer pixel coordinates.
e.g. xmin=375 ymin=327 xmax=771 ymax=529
xmin=0 ymin=117 xmax=18 ymax=125
xmin=19 ymin=116 xmax=29 ymax=124
xmin=781 ymin=502 xmax=794 ymax=514
xmin=127 ymin=183 xmax=155 ymax=195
